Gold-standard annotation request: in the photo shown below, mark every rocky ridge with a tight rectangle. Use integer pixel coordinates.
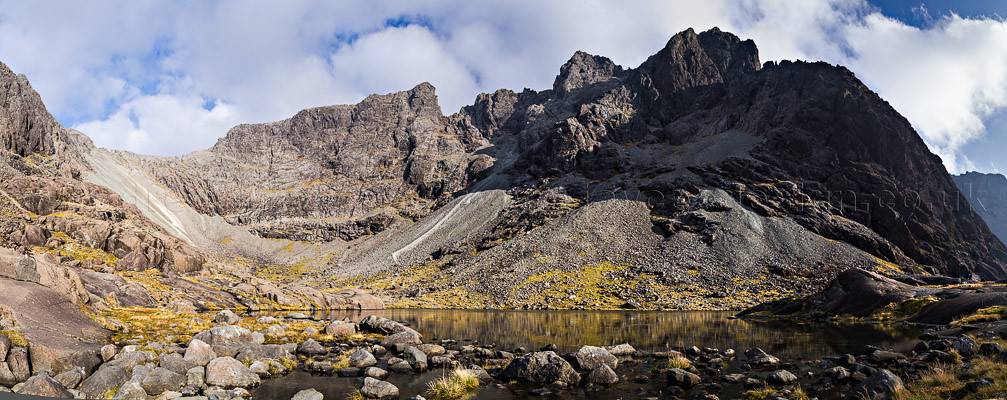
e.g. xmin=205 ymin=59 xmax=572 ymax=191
xmin=955 ymin=171 xmax=1007 ymax=245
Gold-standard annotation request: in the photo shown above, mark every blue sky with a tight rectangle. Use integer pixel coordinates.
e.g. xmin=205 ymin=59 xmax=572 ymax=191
xmin=0 ymin=1 xmax=1005 ymax=174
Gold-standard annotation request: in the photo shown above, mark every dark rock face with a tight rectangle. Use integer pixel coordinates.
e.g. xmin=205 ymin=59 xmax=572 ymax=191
xmin=954 ymin=172 xmax=1007 ymax=245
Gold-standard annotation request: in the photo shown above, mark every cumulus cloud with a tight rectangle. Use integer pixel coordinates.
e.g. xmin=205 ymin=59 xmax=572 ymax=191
xmin=0 ymin=0 xmax=1005 ymax=172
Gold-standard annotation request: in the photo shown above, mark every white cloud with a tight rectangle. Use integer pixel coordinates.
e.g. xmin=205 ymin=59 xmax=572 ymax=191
xmin=74 ymin=95 xmax=241 ymax=156
xmin=0 ymin=0 xmax=1006 ymax=172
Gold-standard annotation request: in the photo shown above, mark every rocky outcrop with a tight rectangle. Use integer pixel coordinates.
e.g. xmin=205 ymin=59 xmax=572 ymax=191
xmin=955 ymin=172 xmax=1007 ymax=245
xmin=0 ymin=61 xmax=61 ymax=157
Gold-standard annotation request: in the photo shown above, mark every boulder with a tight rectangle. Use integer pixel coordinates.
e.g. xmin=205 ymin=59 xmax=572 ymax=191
xmin=100 ymin=344 xmax=118 ymax=362
xmin=604 ymin=343 xmax=636 ymax=356
xmin=416 ymin=344 xmax=446 ymax=357
xmin=359 ymin=316 xmax=418 ymax=336
xmin=183 ymin=338 xmax=216 ymax=366
xmin=213 ymin=310 xmax=241 ymax=324
xmin=8 ymin=347 xmax=30 ymax=381
xmin=325 ymin=320 xmax=356 ymax=336
xmin=292 ymin=388 xmax=324 ymax=400
xmin=0 ymin=363 xmax=16 ymax=386
xmin=297 ymin=339 xmax=327 ymax=356
xmin=364 ymin=367 xmax=388 ymax=379
xmin=193 ymin=326 xmax=255 ymax=347
xmin=573 ymin=345 xmax=618 ymax=370
xmin=167 ymin=300 xmax=197 ymax=315
xmin=0 ymin=333 xmax=9 ymax=361
xmin=850 ymin=369 xmax=904 ymax=400
xmin=349 ymin=349 xmax=377 ymax=368
xmin=744 ymin=347 xmax=780 ymax=368
xmin=767 ymin=370 xmax=798 ymax=386
xmin=360 ymin=377 xmax=399 ymax=399
xmin=159 ymin=352 xmax=195 ymax=374
xmin=500 ymin=351 xmax=580 ymax=385
xmin=403 ymin=346 xmax=428 ymax=372
xmin=78 ymin=365 xmax=130 ymax=398
xmin=113 ymin=380 xmax=147 ymax=400
xmin=381 ymin=331 xmax=422 ymax=347
xmin=53 ymin=366 xmax=85 ymax=389
xmin=587 ymin=365 xmax=619 ymax=386
xmin=205 ymin=357 xmax=260 ymax=388
xmin=667 ymin=368 xmax=701 ymax=388
xmin=16 ymin=374 xmax=73 ymax=398
xmin=141 ymin=367 xmax=185 ymax=395
xmin=186 ymin=366 xmax=205 ymax=388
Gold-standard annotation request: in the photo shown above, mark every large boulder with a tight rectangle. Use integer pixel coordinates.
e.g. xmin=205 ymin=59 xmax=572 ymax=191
xmin=667 ymin=368 xmax=701 ymax=388
xmin=193 ymin=325 xmax=256 ymax=347
xmin=183 ymin=338 xmax=216 ymax=366
xmin=573 ymin=345 xmax=618 ymax=370
xmin=205 ymin=357 xmax=260 ymax=388
xmin=325 ymin=320 xmax=356 ymax=336
xmin=8 ymin=347 xmax=30 ymax=381
xmin=850 ymin=369 xmax=904 ymax=400
xmin=360 ymin=377 xmax=399 ymax=399
xmin=16 ymin=374 xmax=73 ymax=398
xmin=500 ymin=351 xmax=580 ymax=385
xmin=77 ymin=365 xmax=130 ymax=399
xmin=349 ymin=349 xmax=377 ymax=368
xmin=140 ymin=367 xmax=185 ymax=395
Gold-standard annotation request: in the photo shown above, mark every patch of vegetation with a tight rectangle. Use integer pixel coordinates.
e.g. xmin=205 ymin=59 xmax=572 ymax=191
xmin=896 ymin=358 xmax=1007 ymax=400
xmin=426 ymin=369 xmax=480 ymax=400
xmin=120 ymin=269 xmax=173 ymax=300
xmin=390 ymin=287 xmax=491 ymax=309
xmin=744 ymin=387 xmax=777 ymax=400
xmin=874 ymin=257 xmax=904 ymax=275
xmin=346 ymin=390 xmax=365 ymax=400
xmin=97 ymin=307 xmax=214 ymax=345
xmin=0 ymin=330 xmax=29 ymax=347
xmin=667 ymin=355 xmax=692 ymax=369
xmin=871 ymin=296 xmax=940 ymax=321
xmin=39 ymin=231 xmax=118 ymax=267
xmin=952 ymin=306 xmax=1007 ymax=326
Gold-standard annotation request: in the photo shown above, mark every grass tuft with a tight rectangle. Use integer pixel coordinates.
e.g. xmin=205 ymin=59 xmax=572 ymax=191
xmin=426 ymin=369 xmax=480 ymax=400
xmin=667 ymin=355 xmax=692 ymax=369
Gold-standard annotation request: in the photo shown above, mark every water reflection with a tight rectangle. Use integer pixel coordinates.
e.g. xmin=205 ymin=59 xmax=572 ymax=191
xmin=306 ymin=309 xmax=919 ymax=358
xmin=254 ymin=310 xmax=919 ymax=399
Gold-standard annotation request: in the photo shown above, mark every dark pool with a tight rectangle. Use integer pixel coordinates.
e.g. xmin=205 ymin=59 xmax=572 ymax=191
xmin=252 ymin=310 xmax=920 ymax=399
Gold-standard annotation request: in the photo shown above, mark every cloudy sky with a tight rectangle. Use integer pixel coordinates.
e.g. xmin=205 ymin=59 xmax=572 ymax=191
xmin=0 ymin=0 xmax=1005 ymax=174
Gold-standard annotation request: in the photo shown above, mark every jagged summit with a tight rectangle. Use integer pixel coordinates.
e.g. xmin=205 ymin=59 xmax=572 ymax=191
xmin=0 ymin=61 xmax=62 ymax=157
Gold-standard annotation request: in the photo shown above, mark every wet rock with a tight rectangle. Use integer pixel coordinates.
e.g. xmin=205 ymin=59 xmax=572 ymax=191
xmin=766 ymin=370 xmax=798 ymax=386
xmin=388 ymin=359 xmax=413 ymax=374
xmin=16 ymin=374 xmax=73 ymax=398
xmin=850 ymin=369 xmax=903 ymax=400
xmin=325 ymin=320 xmax=356 ymax=336
xmin=382 ymin=331 xmax=422 ymax=347
xmin=869 ymin=350 xmax=905 ymax=363
xmin=574 ymin=345 xmax=618 ymax=370
xmin=500 ymin=351 xmax=581 ymax=385
xmin=667 ymin=368 xmax=701 ymax=388
xmin=141 ymin=367 xmax=185 ymax=395
xmin=403 ymin=346 xmax=428 ymax=372
xmin=744 ymin=347 xmax=780 ymax=368
xmin=349 ymin=349 xmax=377 ymax=368
xmin=184 ymin=339 xmax=216 ymax=366
xmin=297 ymin=339 xmax=327 ymax=356
xmin=214 ymin=310 xmax=241 ymax=324
xmin=337 ymin=367 xmax=361 ymax=377
xmin=292 ymin=388 xmax=324 ymax=400
xmin=205 ymin=357 xmax=260 ymax=388
xmin=360 ymin=377 xmax=399 ymax=399
xmin=416 ymin=344 xmax=445 ymax=356
xmin=586 ymin=364 xmax=619 ymax=386
xmin=604 ymin=343 xmax=636 ymax=356
xmin=949 ymin=336 xmax=978 ymax=357
xmin=827 ymin=366 xmax=850 ymax=381
xmin=365 ymin=367 xmax=388 ymax=379
xmin=722 ymin=373 xmax=746 ymax=383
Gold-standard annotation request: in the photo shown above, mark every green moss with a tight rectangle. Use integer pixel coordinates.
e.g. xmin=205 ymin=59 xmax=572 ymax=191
xmin=0 ymin=330 xmax=28 ymax=347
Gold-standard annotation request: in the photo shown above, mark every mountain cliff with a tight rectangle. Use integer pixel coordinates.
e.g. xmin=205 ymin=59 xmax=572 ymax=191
xmin=955 ymin=171 xmax=1007 ymax=245
xmin=2 ymin=27 xmax=1005 ymax=312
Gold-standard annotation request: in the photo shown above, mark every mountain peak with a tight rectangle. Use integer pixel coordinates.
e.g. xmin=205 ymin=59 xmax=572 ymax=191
xmin=552 ymin=51 xmax=622 ymax=96
xmin=0 ymin=61 xmax=61 ymax=157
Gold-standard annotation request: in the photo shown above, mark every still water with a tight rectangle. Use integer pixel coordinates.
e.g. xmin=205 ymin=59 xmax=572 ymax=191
xmin=253 ymin=310 xmax=919 ymax=399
